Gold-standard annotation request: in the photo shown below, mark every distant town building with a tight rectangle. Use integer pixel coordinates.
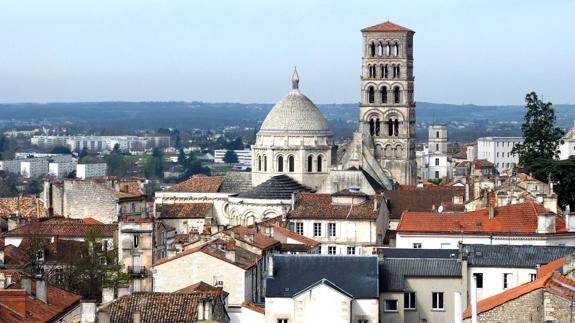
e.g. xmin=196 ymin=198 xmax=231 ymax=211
xmin=421 ymin=124 xmax=451 ymax=179
xmin=76 ymin=163 xmax=107 ymax=179
xmin=214 ymin=149 xmax=252 ymax=166
xmin=31 ymin=135 xmax=170 ymax=152
xmin=48 ymin=159 xmax=78 ymax=178
xmin=476 ymin=137 xmax=523 ymax=173
xmin=1 ymin=155 xmax=75 ymax=178
xmin=559 ymin=122 xmax=575 ymax=160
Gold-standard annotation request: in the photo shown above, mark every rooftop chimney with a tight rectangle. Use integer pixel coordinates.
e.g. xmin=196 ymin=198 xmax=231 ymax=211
xmin=267 ymin=253 xmax=274 ymax=278
xmin=566 ymin=211 xmax=575 ymax=233
xmin=225 ymin=240 xmax=236 ymax=262
xmin=80 ymin=301 xmax=97 ymax=323
xmin=537 ymin=213 xmax=556 ymax=234
xmin=132 ymin=311 xmax=141 ymax=323
xmin=36 ymin=279 xmax=48 ymax=304
xmin=488 ymin=204 xmax=495 ymax=219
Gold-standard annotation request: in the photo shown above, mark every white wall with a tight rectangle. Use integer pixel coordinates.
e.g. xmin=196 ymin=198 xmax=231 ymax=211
xmin=468 ymin=266 xmax=536 ymax=301
xmin=396 ymin=233 xmax=575 ymax=248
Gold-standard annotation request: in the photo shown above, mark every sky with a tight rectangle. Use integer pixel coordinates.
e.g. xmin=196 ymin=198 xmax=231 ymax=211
xmin=0 ymin=0 xmax=574 ymax=105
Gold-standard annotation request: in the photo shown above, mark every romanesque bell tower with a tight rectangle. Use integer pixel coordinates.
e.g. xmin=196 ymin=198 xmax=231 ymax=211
xmin=359 ymin=21 xmax=416 ymax=185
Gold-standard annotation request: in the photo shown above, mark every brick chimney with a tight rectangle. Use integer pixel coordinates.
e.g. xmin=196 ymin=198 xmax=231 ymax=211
xmin=36 ymin=279 xmax=48 ymax=304
xmin=0 ymin=289 xmax=27 ymax=317
xmin=225 ymin=240 xmax=236 ymax=263
xmin=537 ymin=213 xmax=556 ymax=234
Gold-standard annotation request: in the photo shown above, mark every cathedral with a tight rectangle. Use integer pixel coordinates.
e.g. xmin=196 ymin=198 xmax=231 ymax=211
xmin=156 ymin=21 xmax=417 ymax=227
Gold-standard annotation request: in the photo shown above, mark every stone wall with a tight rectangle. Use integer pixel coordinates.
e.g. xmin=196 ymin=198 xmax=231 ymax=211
xmin=543 ymin=291 xmax=575 ymax=322
xmin=475 ymin=289 xmax=543 ymax=323
xmin=63 ymin=180 xmax=118 ymax=223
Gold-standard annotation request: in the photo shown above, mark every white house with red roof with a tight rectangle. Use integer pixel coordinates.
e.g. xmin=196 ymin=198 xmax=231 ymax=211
xmin=396 ymin=201 xmax=575 ymax=249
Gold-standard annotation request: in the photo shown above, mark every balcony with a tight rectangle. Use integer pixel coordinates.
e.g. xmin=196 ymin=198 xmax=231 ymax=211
xmin=127 ymin=266 xmax=148 ymax=277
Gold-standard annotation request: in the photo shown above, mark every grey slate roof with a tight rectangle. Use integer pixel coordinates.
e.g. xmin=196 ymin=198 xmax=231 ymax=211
xmin=237 ymin=175 xmax=312 ymax=200
xmin=266 ymin=255 xmax=379 ymax=298
xmin=382 ymin=248 xmax=459 ymax=259
xmin=218 ymin=172 xmax=252 ymax=193
xmin=463 ymin=244 xmax=575 ymax=268
xmin=379 ymin=258 xmax=462 ymax=292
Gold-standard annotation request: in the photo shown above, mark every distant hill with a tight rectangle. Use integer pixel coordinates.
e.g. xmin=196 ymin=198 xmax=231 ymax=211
xmin=0 ymin=101 xmax=574 ymax=142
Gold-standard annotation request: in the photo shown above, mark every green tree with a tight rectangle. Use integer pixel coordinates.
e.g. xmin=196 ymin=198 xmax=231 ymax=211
xmin=522 ymin=157 xmax=575 ymax=209
xmin=512 ymin=92 xmax=565 ymax=166
xmin=0 ymin=174 xmax=18 ymax=197
xmin=177 ymin=148 xmax=187 ymax=165
xmin=226 ymin=137 xmax=244 ymax=150
xmin=223 ymin=150 xmax=239 ymax=163
xmin=112 ymin=143 xmax=121 ymax=154
xmin=51 ymin=145 xmax=72 ymax=154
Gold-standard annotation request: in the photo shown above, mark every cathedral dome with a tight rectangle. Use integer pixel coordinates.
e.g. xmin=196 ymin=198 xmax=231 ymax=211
xmin=259 ymin=69 xmax=331 ymax=135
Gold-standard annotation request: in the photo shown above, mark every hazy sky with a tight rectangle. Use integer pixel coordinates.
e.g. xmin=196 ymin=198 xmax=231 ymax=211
xmin=1 ymin=0 xmax=574 ymax=105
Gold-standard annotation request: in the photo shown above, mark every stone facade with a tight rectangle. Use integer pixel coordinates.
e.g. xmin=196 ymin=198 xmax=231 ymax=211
xmin=471 ymin=289 xmax=543 ymax=323
xmin=359 ymin=24 xmax=417 ymax=185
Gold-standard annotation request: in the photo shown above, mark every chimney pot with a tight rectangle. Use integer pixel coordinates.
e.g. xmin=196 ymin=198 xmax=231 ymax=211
xmin=36 ymin=279 xmax=48 ymax=304
xmin=21 ymin=277 xmax=31 ymax=295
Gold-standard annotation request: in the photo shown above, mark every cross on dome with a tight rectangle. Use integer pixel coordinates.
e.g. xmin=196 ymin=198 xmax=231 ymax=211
xmin=292 ymin=67 xmax=299 ymax=90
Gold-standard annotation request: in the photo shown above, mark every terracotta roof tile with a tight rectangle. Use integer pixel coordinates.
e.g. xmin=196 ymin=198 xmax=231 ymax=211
xmin=241 ymin=302 xmax=265 ymax=314
xmin=4 ymin=217 xmax=116 ymax=238
xmin=100 ymin=292 xmax=199 ymax=323
xmin=0 ymin=196 xmax=47 ymax=219
xmin=386 ymin=186 xmax=466 ymax=219
xmin=2 ymin=245 xmax=31 ymax=267
xmin=288 ymin=193 xmax=382 ymax=220
xmin=224 ymin=226 xmax=280 ymax=250
xmin=537 ymin=257 xmax=566 ymax=277
xmin=361 ymin=21 xmax=413 ymax=32
xmin=1 ymin=279 xmax=81 ymax=322
xmin=166 ymin=175 xmax=224 ymax=193
xmin=270 ymin=225 xmax=320 ymax=248
xmin=157 ymin=203 xmax=212 ymax=219
xmin=398 ymin=201 xmax=563 ymax=235
xmin=177 ymin=281 xmax=229 ymax=298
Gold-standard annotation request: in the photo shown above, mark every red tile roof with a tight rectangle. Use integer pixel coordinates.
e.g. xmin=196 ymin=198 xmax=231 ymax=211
xmin=166 ymin=175 xmax=224 ymax=193
xmin=288 ymin=193 xmax=382 ymax=220
xmin=223 ymin=226 xmax=280 ymax=250
xmin=440 ymin=202 xmax=466 ymax=213
xmin=4 ymin=217 xmax=116 ymax=238
xmin=270 ymin=225 xmax=319 ymax=248
xmin=1 ymin=279 xmax=81 ymax=323
xmin=386 ymin=186 xmax=466 ymax=219
xmin=0 ymin=196 xmax=47 ymax=219
xmin=157 ymin=203 xmax=212 ymax=219
xmin=2 ymin=245 xmax=31 ymax=267
xmin=177 ymin=281 xmax=229 ymax=298
xmin=242 ymin=302 xmax=265 ymax=314
xmin=537 ymin=257 xmax=565 ymax=277
xmin=398 ymin=201 xmax=564 ymax=235
xmin=82 ymin=217 xmax=103 ymax=224
xmin=463 ymin=272 xmax=575 ymax=319
xmin=361 ymin=21 xmax=413 ymax=32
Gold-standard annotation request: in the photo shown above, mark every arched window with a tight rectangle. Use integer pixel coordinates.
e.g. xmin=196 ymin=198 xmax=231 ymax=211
xmin=385 ymin=43 xmax=391 ymax=56
xmin=317 ymin=155 xmax=323 ymax=172
xmin=396 ymin=65 xmax=401 ymax=78
xmin=277 ymin=156 xmax=284 ymax=172
xmin=370 ymin=42 xmax=375 ymax=57
xmin=288 ymin=156 xmax=295 ymax=172
xmin=369 ymin=119 xmax=375 ymax=136
xmin=393 ymin=86 xmax=401 ymax=104
xmin=367 ymin=86 xmax=375 ymax=103
xmin=307 ymin=155 xmax=313 ymax=172
xmin=383 ymin=65 xmax=389 ymax=79
xmin=369 ymin=65 xmax=376 ymax=78
xmin=377 ymin=42 xmax=383 ymax=56
xmin=388 ymin=119 xmax=394 ymax=136
xmin=257 ymin=155 xmax=262 ymax=171
xmin=263 ymin=155 xmax=267 ymax=171
xmin=393 ymin=43 xmax=399 ymax=56
xmin=391 ymin=64 xmax=395 ymax=78
xmin=394 ymin=119 xmax=399 ymax=136
xmin=376 ymin=118 xmax=381 ymax=136
xmin=380 ymin=87 xmax=388 ymax=103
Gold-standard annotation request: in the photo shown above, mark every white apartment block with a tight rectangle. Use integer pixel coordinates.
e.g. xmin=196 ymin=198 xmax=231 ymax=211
xmin=476 ymin=137 xmax=524 ymax=173
xmin=559 ymin=123 xmax=575 ymax=160
xmin=214 ymin=149 xmax=252 ymax=166
xmin=31 ymin=135 xmax=170 ymax=152
xmin=49 ymin=160 xmax=78 ymax=177
xmin=2 ymin=155 xmax=75 ymax=178
xmin=76 ymin=163 xmax=108 ymax=179
xmin=20 ymin=159 xmax=49 ymax=178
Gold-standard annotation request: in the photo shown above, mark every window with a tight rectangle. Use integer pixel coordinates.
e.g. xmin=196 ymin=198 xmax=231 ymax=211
xmin=393 ymin=86 xmax=401 ymax=104
xmin=435 ymin=171 xmax=440 ymax=179
xmin=328 ymin=246 xmax=336 ymax=255
xmin=295 ymin=222 xmax=303 ymax=236
xmin=404 ymin=292 xmax=416 ymax=310
xmin=288 ymin=156 xmax=295 ymax=172
xmin=384 ymin=299 xmax=398 ymax=312
xmin=436 ymin=143 xmax=439 ymax=151
xmin=436 ymin=131 xmax=439 ymax=138
xmin=257 ymin=155 xmax=262 ymax=171
xmin=435 ymin=158 xmax=440 ymax=166
xmin=317 ymin=155 xmax=323 ymax=172
xmin=277 ymin=156 xmax=284 ymax=172
xmin=413 ymin=243 xmax=422 ymax=249
xmin=133 ymin=279 xmax=141 ymax=292
xmin=307 ymin=155 xmax=313 ymax=172
xmin=367 ymin=86 xmax=375 ymax=103
xmin=432 ymin=292 xmax=444 ymax=310
xmin=36 ymin=250 xmax=44 ymax=262
xmin=530 ymin=273 xmax=537 ymax=282
xmin=347 ymin=246 xmax=356 ymax=255
xmin=328 ymin=223 xmax=336 ymax=237
xmin=313 ymin=223 xmax=322 ymax=236
xmin=278 ymin=320 xmax=288 ymax=323
xmin=473 ymin=273 xmax=484 ymax=288
xmin=357 ymin=320 xmax=368 ymax=323
xmin=503 ymin=273 xmax=512 ymax=289
xmin=133 ymin=235 xmax=139 ymax=248
xmin=263 ymin=155 xmax=267 ymax=171
xmin=381 ymin=87 xmax=388 ymax=103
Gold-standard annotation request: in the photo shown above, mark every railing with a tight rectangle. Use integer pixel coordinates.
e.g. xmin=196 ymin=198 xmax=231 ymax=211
xmin=127 ymin=266 xmax=147 ymax=277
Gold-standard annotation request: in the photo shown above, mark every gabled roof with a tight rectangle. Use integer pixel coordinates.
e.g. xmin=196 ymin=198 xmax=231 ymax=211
xmin=0 ymin=196 xmax=47 ymax=219
xmin=537 ymin=257 xmax=566 ymax=277
xmin=237 ymin=175 xmax=312 ymax=200
xmin=385 ymin=186 xmax=465 ymax=219
xmin=99 ymin=292 xmax=200 ymax=323
xmin=288 ymin=192 xmax=382 ymax=220
xmin=361 ymin=21 xmax=413 ymax=32
xmin=266 ymin=255 xmax=379 ymax=299
xmin=382 ymin=248 xmax=459 ymax=259
xmin=463 ymin=272 xmax=575 ymax=319
xmin=177 ymin=281 xmax=229 ymax=298
xmin=166 ymin=175 xmax=225 ymax=193
xmin=270 ymin=225 xmax=320 ymax=248
xmin=241 ymin=302 xmax=265 ymax=314
xmin=218 ymin=172 xmax=253 ymax=193
xmin=464 ymin=244 xmax=575 ymax=268
xmin=398 ymin=201 xmax=565 ymax=235
xmin=379 ymin=258 xmax=462 ymax=292
xmin=3 ymin=217 xmax=116 ymax=238
xmin=292 ymin=278 xmax=354 ymax=299
xmin=223 ymin=226 xmax=280 ymax=250
xmin=156 ymin=203 xmax=212 ymax=219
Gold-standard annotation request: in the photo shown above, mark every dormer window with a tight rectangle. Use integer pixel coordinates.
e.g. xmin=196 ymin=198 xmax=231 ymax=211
xmin=36 ymin=250 xmax=44 ymax=262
